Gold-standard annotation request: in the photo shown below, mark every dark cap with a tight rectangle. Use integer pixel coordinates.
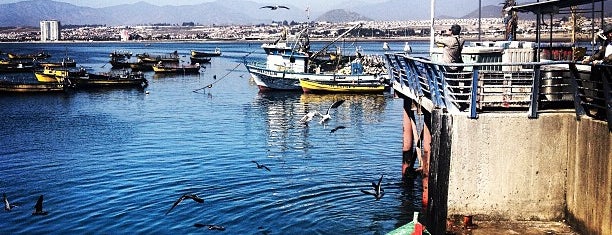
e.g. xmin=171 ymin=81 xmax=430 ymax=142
xmin=450 ymin=24 xmax=461 ymax=35
xmin=604 ymin=24 xmax=612 ymax=34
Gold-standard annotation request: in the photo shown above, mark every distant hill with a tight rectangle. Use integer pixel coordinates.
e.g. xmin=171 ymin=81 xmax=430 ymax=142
xmin=315 ymin=9 xmax=372 ymax=23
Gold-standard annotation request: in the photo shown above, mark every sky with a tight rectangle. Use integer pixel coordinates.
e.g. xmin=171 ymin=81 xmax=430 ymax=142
xmin=0 ymin=0 xmax=506 ymax=15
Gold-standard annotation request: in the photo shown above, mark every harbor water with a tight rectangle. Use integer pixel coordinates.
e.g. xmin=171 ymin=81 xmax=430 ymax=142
xmin=0 ymin=41 xmax=430 ymax=234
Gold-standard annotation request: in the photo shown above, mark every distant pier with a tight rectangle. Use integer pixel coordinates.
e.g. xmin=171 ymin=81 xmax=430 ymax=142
xmin=386 ymin=51 xmax=611 ymax=235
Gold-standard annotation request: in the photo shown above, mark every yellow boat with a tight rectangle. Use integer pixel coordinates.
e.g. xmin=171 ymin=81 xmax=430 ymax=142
xmin=299 ymin=78 xmax=385 ymax=94
xmin=34 ymin=67 xmax=70 ymax=83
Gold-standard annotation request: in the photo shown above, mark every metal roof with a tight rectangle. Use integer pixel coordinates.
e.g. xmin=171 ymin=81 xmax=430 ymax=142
xmin=507 ymin=0 xmax=605 ymax=14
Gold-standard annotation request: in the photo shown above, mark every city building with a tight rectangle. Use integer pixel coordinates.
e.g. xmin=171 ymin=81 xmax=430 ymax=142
xmin=40 ymin=20 xmax=61 ymax=42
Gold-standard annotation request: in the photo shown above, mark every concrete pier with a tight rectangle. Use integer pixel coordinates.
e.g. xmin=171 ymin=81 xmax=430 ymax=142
xmin=434 ymin=112 xmax=611 ymax=235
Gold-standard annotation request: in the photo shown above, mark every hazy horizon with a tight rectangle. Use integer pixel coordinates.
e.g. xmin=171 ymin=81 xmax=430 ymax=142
xmin=0 ymin=0 xmax=509 ymax=18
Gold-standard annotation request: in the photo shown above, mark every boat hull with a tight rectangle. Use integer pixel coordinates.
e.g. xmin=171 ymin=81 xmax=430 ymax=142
xmin=299 ymin=78 xmax=385 ymax=93
xmin=0 ymin=81 xmax=64 ymax=93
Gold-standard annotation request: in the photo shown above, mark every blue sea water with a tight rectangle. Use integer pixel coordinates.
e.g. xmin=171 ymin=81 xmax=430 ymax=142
xmin=0 ymin=41 xmax=430 ymax=234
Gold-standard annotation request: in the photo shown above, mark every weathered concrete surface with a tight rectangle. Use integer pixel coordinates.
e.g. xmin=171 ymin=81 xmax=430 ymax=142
xmin=566 ymin=118 xmax=612 ymax=235
xmin=445 ymin=112 xmax=610 ymax=234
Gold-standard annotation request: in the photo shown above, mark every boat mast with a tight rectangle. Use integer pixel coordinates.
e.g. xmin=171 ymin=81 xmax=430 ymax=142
xmin=310 ymin=23 xmax=363 ymax=59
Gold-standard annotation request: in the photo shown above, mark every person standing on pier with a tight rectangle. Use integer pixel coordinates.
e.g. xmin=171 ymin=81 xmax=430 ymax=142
xmin=435 ymin=24 xmax=465 ymax=73
xmin=582 ymin=25 xmax=612 ymax=64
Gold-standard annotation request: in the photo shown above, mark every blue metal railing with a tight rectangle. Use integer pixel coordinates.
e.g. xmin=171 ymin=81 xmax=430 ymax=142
xmin=385 ymin=53 xmax=612 ymax=129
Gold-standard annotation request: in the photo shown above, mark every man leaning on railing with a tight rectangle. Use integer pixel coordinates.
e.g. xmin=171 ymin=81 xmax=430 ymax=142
xmin=582 ymin=25 xmax=612 ymax=65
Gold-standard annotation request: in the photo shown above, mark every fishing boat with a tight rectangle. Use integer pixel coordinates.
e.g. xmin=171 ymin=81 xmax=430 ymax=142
xmin=137 ymin=51 xmax=180 ymax=63
xmin=191 ymin=48 xmax=221 ymax=57
xmin=0 ymin=60 xmax=36 ymax=73
xmin=109 ymin=50 xmax=133 ymax=69
xmin=65 ymin=70 xmax=148 ymax=89
xmin=152 ymin=62 xmax=201 ymax=74
xmin=0 ymin=80 xmax=64 ymax=93
xmin=7 ymin=52 xmax=51 ymax=60
xmin=190 ymin=56 xmax=211 ymax=64
xmin=245 ymin=24 xmax=386 ymax=92
xmin=299 ymin=75 xmax=386 ymax=94
xmin=36 ymin=58 xmax=77 ymax=68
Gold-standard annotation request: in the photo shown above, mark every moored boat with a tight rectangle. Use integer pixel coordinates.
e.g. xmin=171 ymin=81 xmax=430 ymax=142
xmin=36 ymin=58 xmax=77 ymax=68
xmin=65 ymin=70 xmax=148 ymax=89
xmin=7 ymin=52 xmax=51 ymax=60
xmin=152 ymin=62 xmax=201 ymax=74
xmin=0 ymin=80 xmax=64 ymax=93
xmin=190 ymin=56 xmax=211 ymax=64
xmin=0 ymin=60 xmax=36 ymax=73
xmin=299 ymin=76 xmax=386 ymax=94
xmin=191 ymin=48 xmax=221 ymax=57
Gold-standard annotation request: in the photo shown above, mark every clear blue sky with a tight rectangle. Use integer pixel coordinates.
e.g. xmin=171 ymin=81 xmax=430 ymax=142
xmin=0 ymin=0 xmax=510 ymax=17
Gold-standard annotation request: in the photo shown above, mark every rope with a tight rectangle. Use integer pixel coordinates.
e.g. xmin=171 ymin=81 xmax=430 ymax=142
xmin=193 ymin=50 xmax=257 ymax=93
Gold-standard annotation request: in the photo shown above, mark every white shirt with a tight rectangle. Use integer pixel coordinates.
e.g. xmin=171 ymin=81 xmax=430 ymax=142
xmin=606 ymin=44 xmax=612 ymax=58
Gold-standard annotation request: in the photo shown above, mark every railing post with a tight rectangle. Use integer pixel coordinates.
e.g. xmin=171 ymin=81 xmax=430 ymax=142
xmin=528 ymin=65 xmax=541 ymax=119
xmin=567 ymin=63 xmax=587 ymax=119
xmin=469 ymin=66 xmax=479 ymax=119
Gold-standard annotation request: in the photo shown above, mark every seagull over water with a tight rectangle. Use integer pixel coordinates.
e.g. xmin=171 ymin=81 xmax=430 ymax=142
xmin=361 ymin=175 xmax=385 ymax=200
xmin=252 ymin=160 xmax=271 ymax=171
xmin=319 ymin=100 xmax=345 ymax=124
xmin=260 ymin=5 xmax=290 ymax=10
xmin=165 ymin=194 xmax=204 ymax=215
xmin=300 ymin=110 xmax=321 ymax=123
xmin=32 ymin=195 xmax=48 ymax=215
xmin=194 ymin=224 xmax=226 ymax=231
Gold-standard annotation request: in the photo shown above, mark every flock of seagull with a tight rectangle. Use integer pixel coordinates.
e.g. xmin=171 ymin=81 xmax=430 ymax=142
xmin=4 ymin=98 xmax=384 ymax=232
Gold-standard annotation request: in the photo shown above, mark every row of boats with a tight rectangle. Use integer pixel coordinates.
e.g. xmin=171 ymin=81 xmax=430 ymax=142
xmin=244 ymin=25 xmax=389 ymax=94
xmin=109 ymin=48 xmax=220 ymax=73
xmin=0 ymin=51 xmax=77 ymax=73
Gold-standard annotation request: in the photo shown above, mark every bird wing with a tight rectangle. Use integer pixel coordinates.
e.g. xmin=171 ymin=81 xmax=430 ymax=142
xmin=262 ymin=165 xmax=271 ymax=171
xmin=361 ymin=189 xmax=376 ymax=196
xmin=376 ymin=175 xmax=384 ymax=192
xmin=260 ymin=6 xmax=273 ymax=9
xmin=34 ymin=195 xmax=43 ymax=212
xmin=165 ymin=195 xmax=185 ymax=215
xmin=326 ymin=100 xmax=345 ymax=114
xmin=278 ymin=5 xmax=290 ymax=9
xmin=186 ymin=194 xmax=205 ymax=203
xmin=251 ymin=160 xmax=260 ymax=167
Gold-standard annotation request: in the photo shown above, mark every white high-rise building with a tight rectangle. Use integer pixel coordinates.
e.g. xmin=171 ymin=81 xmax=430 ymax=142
xmin=40 ymin=20 xmax=61 ymax=42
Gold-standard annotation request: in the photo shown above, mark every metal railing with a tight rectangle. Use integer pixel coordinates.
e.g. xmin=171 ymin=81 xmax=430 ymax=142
xmin=385 ymin=53 xmax=611 ymax=129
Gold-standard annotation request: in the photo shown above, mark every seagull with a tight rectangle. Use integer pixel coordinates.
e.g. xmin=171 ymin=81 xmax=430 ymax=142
xmin=4 ymin=193 xmax=17 ymax=211
xmin=403 ymin=42 xmax=412 ymax=53
xmin=383 ymin=42 xmax=390 ymax=51
xmin=330 ymin=125 xmax=346 ymax=133
xmin=300 ymin=110 xmax=321 ymax=123
xmin=360 ymin=175 xmax=385 ymax=200
xmin=319 ymin=100 xmax=345 ymax=124
xmin=260 ymin=5 xmax=290 ymax=10
xmin=32 ymin=195 xmax=48 ymax=215
xmin=251 ymin=160 xmax=271 ymax=171
xmin=194 ymin=224 xmax=226 ymax=231
xmin=165 ymin=194 xmax=204 ymax=215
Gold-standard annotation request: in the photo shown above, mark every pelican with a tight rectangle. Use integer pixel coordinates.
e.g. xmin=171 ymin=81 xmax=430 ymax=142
xmin=300 ymin=110 xmax=321 ymax=123
xmin=32 ymin=195 xmax=48 ymax=215
xmin=360 ymin=175 xmax=385 ymax=200
xmin=165 ymin=194 xmax=204 ymax=215
xmin=260 ymin=5 xmax=290 ymax=10
xmin=251 ymin=160 xmax=271 ymax=171
xmin=319 ymin=100 xmax=345 ymax=124
xmin=4 ymin=193 xmax=17 ymax=211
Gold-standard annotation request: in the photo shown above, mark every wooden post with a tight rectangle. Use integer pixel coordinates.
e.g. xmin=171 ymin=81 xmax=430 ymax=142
xmin=425 ymin=109 xmax=452 ymax=235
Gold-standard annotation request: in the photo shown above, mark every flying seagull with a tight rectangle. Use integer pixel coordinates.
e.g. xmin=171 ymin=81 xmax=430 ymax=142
xmin=32 ymin=195 xmax=48 ymax=215
xmin=260 ymin=5 xmax=290 ymax=10
xmin=330 ymin=125 xmax=346 ymax=133
xmin=4 ymin=193 xmax=17 ymax=211
xmin=361 ymin=175 xmax=385 ymax=200
xmin=165 ymin=194 xmax=204 ymax=215
xmin=194 ymin=224 xmax=226 ymax=231
xmin=300 ymin=110 xmax=321 ymax=123
xmin=319 ymin=100 xmax=345 ymax=124
xmin=251 ymin=160 xmax=271 ymax=171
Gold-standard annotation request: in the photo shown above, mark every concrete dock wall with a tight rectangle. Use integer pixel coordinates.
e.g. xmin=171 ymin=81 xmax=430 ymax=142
xmin=444 ymin=112 xmax=611 ymax=234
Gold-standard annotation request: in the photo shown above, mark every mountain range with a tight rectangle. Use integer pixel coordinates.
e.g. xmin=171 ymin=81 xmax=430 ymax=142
xmin=0 ymin=0 xmax=609 ymax=27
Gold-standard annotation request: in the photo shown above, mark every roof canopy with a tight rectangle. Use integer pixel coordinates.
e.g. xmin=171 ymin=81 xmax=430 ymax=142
xmin=507 ymin=0 xmax=605 ymax=14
